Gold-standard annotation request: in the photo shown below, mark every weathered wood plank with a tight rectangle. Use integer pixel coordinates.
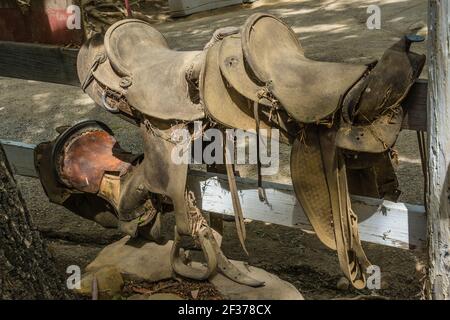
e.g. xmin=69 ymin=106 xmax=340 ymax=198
xmin=402 ymin=80 xmax=428 ymax=131
xmin=0 ymin=140 xmax=37 ymax=178
xmin=426 ymin=0 xmax=450 ymax=300
xmin=169 ymin=0 xmax=244 ymax=17
xmin=0 ymin=0 xmax=83 ymax=45
xmin=187 ymin=170 xmax=427 ymax=250
xmin=0 ymin=41 xmax=79 ymax=86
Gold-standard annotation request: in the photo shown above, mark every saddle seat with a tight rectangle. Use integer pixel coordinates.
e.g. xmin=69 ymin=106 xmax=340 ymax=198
xmin=238 ymin=14 xmax=368 ymax=123
xmin=78 ymin=19 xmax=205 ymax=122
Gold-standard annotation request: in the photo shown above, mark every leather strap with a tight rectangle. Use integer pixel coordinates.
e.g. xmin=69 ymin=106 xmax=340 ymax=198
xmin=253 ymin=100 xmax=268 ymax=203
xmin=224 ymin=131 xmax=248 ymax=255
xmin=319 ymin=126 xmax=371 ymax=289
xmin=81 ymin=53 xmax=106 ymax=92
xmin=204 ymin=27 xmax=240 ymax=50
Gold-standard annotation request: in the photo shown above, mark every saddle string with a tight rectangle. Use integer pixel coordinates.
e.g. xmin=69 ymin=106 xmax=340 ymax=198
xmin=143 ymin=119 xmax=177 ymax=145
xmin=143 ymin=119 xmax=208 ymax=146
xmin=185 ymin=190 xmax=208 ymax=237
xmin=252 ymin=87 xmax=278 ymax=204
xmin=81 ymin=53 xmax=106 ymax=92
xmin=203 ymin=27 xmax=240 ymax=50
xmin=253 ymin=100 xmax=268 ymax=203
xmin=360 ymin=112 xmax=394 ymax=151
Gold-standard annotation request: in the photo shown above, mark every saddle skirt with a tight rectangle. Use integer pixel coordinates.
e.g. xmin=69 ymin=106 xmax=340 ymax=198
xmin=218 ymin=35 xmax=272 ymax=108
xmin=77 ymin=33 xmax=123 ymax=107
xmin=78 ymin=19 xmax=205 ymax=122
xmin=201 ymin=38 xmax=272 ymax=131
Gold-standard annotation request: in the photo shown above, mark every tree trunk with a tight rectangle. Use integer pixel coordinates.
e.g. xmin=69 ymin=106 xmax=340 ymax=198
xmin=0 ymin=145 xmax=70 ymax=299
xmin=427 ymin=0 xmax=450 ymax=300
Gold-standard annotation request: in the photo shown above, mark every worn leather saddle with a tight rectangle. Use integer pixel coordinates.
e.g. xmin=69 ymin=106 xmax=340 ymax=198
xmin=218 ymin=14 xmax=367 ymax=124
xmin=78 ymin=19 xmax=205 ymax=122
xmin=73 ymin=13 xmax=425 ymax=289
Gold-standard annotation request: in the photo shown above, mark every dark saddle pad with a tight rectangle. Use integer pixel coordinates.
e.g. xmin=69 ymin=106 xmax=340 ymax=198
xmin=78 ymin=19 xmax=205 ymax=122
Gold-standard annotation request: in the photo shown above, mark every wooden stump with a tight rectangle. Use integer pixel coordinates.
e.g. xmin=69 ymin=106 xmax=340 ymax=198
xmin=0 ymin=145 xmax=70 ymax=299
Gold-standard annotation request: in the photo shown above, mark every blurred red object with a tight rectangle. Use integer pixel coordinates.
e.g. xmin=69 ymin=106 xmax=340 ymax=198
xmin=0 ymin=0 xmax=83 ymax=45
xmin=124 ymin=0 xmax=132 ymax=17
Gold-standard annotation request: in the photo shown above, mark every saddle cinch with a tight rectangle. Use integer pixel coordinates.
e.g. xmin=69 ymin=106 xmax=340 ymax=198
xmin=39 ymin=13 xmax=425 ymax=289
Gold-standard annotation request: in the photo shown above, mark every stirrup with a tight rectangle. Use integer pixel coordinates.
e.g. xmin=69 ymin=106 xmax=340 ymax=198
xmin=210 ymin=235 xmax=265 ymax=287
xmin=170 ymin=225 xmax=264 ymax=287
xmin=170 ymin=226 xmax=217 ymax=281
xmin=199 ymin=226 xmax=265 ymax=287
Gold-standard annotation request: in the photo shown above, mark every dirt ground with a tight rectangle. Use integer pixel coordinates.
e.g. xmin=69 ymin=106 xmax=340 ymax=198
xmin=0 ymin=0 xmax=428 ymax=299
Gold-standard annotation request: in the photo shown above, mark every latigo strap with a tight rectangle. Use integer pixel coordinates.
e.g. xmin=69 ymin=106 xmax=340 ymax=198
xmin=319 ymin=127 xmax=371 ymax=289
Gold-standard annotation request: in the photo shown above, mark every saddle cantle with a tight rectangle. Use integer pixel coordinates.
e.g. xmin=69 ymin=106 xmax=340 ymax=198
xmin=78 ymin=19 xmax=205 ymax=122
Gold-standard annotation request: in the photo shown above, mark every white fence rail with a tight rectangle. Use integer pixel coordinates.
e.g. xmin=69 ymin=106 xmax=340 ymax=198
xmin=0 ymin=139 xmax=427 ymax=251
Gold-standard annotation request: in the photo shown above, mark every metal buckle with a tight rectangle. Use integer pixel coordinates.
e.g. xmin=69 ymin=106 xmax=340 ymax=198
xmin=101 ymin=91 xmax=120 ymax=113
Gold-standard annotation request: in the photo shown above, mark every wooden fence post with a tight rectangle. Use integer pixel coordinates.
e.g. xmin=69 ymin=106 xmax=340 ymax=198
xmin=427 ymin=0 xmax=450 ymax=300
